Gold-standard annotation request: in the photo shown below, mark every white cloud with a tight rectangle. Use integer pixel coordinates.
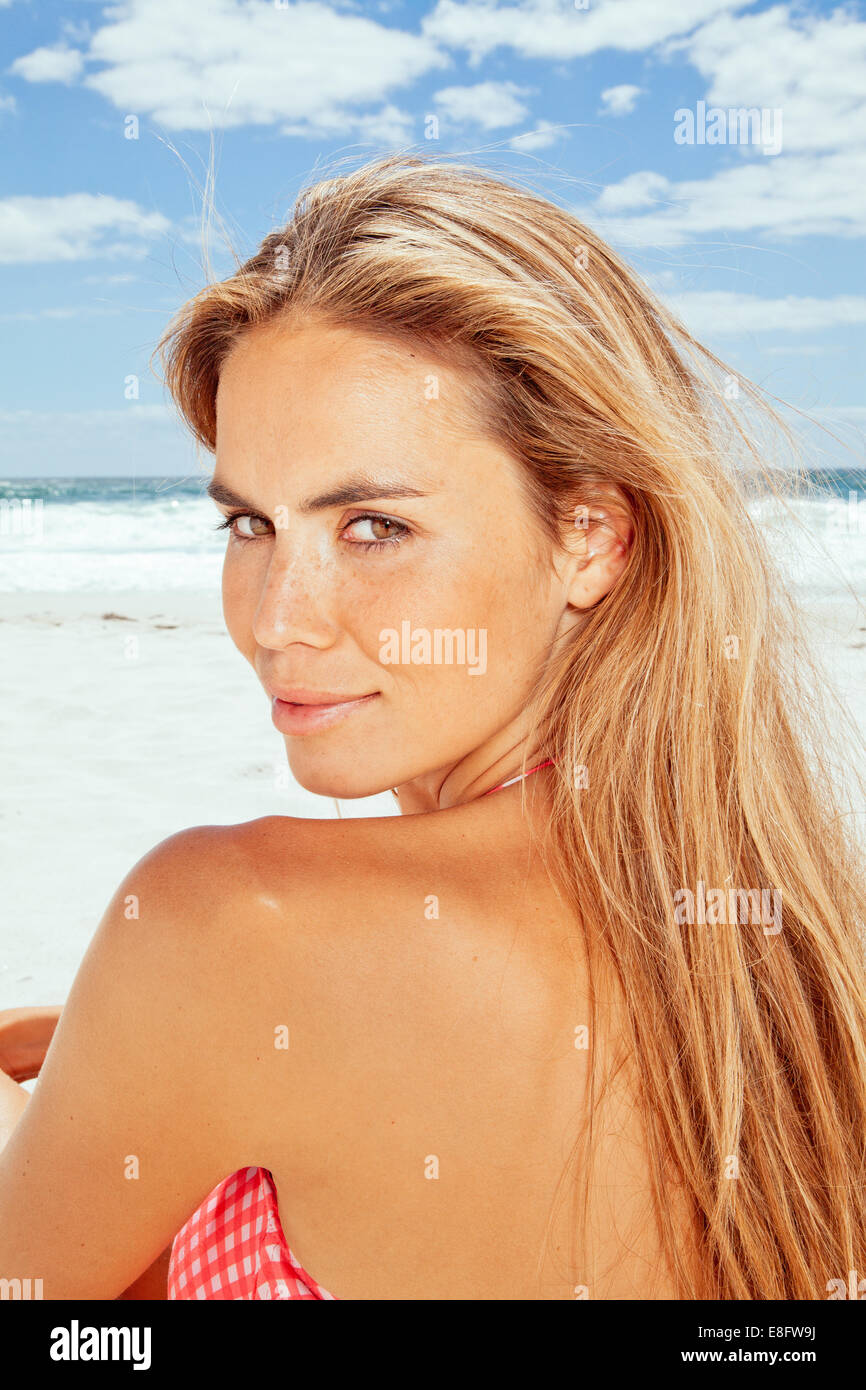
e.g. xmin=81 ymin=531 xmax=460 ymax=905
xmin=340 ymin=102 xmax=417 ymax=145
xmin=668 ymin=4 xmax=866 ymax=154
xmin=422 ymin=0 xmax=755 ymax=65
xmin=553 ymin=5 xmax=866 ymax=247
xmin=597 ymin=169 xmax=669 ymax=211
xmin=0 ymin=194 xmax=170 ymax=263
xmin=599 ymin=83 xmax=643 ymax=117
xmin=280 ymin=100 xmax=415 ymax=145
xmin=8 ymin=45 xmax=84 ymax=84
xmin=508 ymin=120 xmax=563 ymax=150
xmin=662 ymin=291 xmax=866 ymax=336
xmin=583 ymin=148 xmax=866 ymax=244
xmin=82 ymin=272 xmax=139 ymax=285
xmin=433 ymin=80 xmax=530 ymax=130
xmin=8 ymin=0 xmax=448 ymax=140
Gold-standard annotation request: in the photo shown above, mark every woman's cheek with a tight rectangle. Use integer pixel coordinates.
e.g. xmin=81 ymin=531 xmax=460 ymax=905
xmin=340 ymin=571 xmax=415 ymax=665
xmin=221 ymin=550 xmax=259 ymax=662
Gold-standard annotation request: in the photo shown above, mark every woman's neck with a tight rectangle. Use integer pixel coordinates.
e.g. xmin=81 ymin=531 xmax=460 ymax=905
xmin=392 ymin=728 xmax=551 ymax=814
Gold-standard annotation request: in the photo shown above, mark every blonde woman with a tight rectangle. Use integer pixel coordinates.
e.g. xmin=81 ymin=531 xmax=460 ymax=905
xmin=1 ymin=153 xmax=864 ymax=1301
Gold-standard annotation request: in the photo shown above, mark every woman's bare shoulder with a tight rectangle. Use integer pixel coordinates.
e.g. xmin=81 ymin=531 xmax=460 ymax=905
xmin=111 ymin=813 xmax=398 ymax=917
xmin=125 ymin=807 xmax=565 ymax=1061
xmin=121 ymin=812 xmax=450 ymax=989
xmin=206 ymin=810 xmax=468 ymax=903
xmin=111 ymin=806 xmax=564 ymax=1003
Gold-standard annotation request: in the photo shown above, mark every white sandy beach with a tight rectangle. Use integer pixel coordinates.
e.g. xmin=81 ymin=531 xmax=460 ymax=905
xmin=1 ymin=578 xmax=864 ymax=1016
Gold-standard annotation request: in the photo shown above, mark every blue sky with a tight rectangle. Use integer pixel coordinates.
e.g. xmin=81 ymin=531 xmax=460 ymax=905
xmin=1 ymin=0 xmax=864 ymax=477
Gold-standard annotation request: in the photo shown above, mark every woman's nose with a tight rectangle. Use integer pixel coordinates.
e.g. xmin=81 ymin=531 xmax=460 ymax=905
xmin=251 ymin=543 xmax=338 ymax=651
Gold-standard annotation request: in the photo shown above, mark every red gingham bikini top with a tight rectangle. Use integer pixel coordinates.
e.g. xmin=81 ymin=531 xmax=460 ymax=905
xmin=167 ymin=1165 xmax=334 ymax=1300
xmin=167 ymin=759 xmax=555 ymax=1301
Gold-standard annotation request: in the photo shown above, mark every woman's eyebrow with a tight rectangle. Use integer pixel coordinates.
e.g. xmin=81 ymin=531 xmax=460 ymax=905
xmin=206 ymin=475 xmax=433 ymax=513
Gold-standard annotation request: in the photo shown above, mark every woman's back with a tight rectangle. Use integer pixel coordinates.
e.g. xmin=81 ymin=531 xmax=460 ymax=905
xmin=205 ymin=787 xmax=695 ymax=1300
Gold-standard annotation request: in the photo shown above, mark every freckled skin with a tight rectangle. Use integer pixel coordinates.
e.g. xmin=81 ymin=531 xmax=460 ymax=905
xmin=214 ymin=320 xmax=629 ymax=811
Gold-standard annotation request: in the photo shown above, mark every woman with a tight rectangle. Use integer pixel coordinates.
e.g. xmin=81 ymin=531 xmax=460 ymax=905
xmin=1 ymin=152 xmax=864 ymax=1301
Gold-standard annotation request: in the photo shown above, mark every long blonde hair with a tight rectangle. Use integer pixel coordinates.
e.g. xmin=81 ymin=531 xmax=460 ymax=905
xmin=157 ymin=151 xmax=866 ymax=1299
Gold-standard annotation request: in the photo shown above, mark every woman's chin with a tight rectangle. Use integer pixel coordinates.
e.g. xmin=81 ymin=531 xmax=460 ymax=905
xmin=290 ymin=768 xmax=395 ymax=802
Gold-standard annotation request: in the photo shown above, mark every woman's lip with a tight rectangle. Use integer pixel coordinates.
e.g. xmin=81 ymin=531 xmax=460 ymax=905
xmin=270 ymin=691 xmax=380 ymax=735
xmin=267 ymin=686 xmax=377 ymax=705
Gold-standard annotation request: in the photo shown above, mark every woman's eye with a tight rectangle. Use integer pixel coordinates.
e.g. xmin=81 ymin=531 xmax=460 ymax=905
xmin=236 ymin=513 xmax=272 ymax=538
xmin=343 ymin=515 xmax=409 ymax=547
xmin=215 ymin=512 xmax=273 ymax=539
xmin=214 ymin=510 xmax=408 ymax=549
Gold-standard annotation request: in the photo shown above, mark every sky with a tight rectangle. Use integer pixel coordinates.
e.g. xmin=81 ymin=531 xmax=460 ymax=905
xmin=1 ymin=0 xmax=864 ymax=477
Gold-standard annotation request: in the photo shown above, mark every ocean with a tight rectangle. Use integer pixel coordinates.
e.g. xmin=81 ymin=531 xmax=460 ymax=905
xmin=1 ymin=470 xmax=865 ymax=598
xmin=0 ymin=475 xmax=223 ymax=592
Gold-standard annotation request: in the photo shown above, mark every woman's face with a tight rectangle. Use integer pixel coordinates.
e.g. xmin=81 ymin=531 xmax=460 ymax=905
xmin=212 ymin=318 xmax=593 ymax=808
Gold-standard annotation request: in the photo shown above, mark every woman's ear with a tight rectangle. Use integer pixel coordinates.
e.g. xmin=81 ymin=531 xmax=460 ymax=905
xmin=559 ymin=491 xmax=634 ymax=613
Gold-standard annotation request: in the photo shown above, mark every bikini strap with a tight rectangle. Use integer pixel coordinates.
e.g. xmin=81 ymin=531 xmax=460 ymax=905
xmin=483 ymin=758 xmax=556 ymax=796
